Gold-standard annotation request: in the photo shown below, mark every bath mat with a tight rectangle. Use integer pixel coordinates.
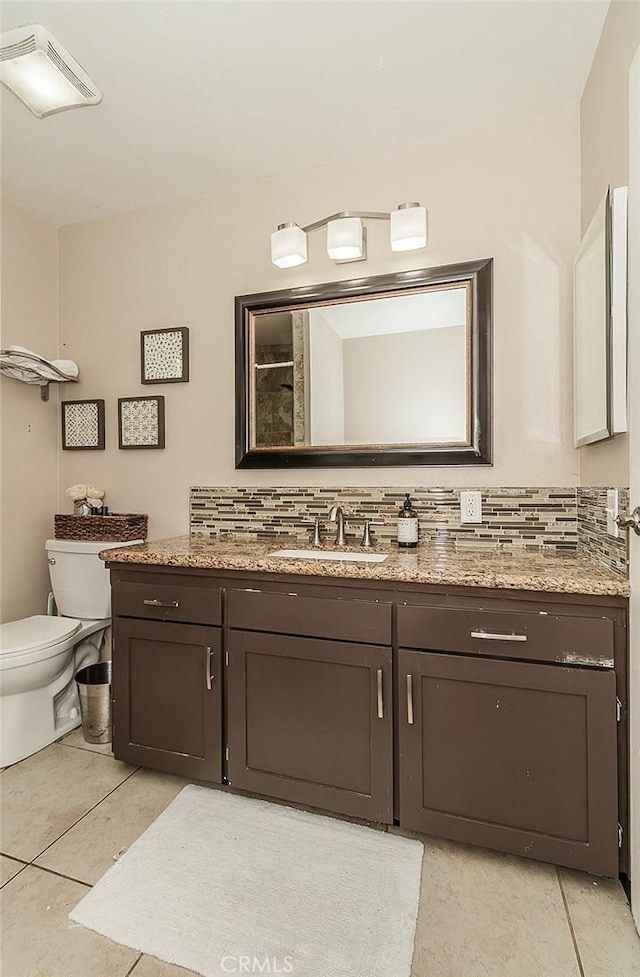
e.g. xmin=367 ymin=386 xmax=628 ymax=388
xmin=70 ymin=785 xmax=423 ymax=977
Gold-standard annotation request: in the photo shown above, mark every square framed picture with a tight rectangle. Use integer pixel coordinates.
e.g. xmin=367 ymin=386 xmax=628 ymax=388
xmin=61 ymin=399 xmax=105 ymax=450
xmin=118 ymin=396 xmax=165 ymax=449
xmin=141 ymin=326 xmax=189 ymax=384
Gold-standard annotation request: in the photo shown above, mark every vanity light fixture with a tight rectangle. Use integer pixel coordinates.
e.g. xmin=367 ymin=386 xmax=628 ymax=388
xmin=0 ymin=24 xmax=102 ymax=118
xmin=390 ymin=203 xmax=427 ymax=252
xmin=326 ymin=217 xmax=364 ymax=261
xmin=271 ymin=223 xmax=308 ymax=269
xmin=270 ymin=203 xmax=427 ymax=268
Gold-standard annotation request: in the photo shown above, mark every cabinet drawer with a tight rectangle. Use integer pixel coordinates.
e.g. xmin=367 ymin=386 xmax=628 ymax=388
xmin=228 ymin=588 xmax=392 ymax=645
xmin=397 ymin=603 xmax=614 ymax=667
xmin=112 ymin=575 xmax=221 ymax=625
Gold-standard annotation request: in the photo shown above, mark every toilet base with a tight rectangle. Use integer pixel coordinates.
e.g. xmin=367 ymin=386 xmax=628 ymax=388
xmin=0 ymin=629 xmax=105 ymax=767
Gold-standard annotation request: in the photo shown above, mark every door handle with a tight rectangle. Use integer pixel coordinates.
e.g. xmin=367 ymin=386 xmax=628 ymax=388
xmin=205 ymin=646 xmax=214 ymax=691
xmin=616 ymin=506 xmax=640 ymax=537
xmin=376 ymin=669 xmax=384 ymax=719
xmin=143 ymin=599 xmax=180 ymax=608
xmin=406 ymin=674 xmax=414 ymax=725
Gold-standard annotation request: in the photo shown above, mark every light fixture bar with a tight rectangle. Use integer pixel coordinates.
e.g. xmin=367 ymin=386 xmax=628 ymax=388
xmin=270 ymin=203 xmax=427 ymax=268
xmin=301 ymin=210 xmax=391 ymax=233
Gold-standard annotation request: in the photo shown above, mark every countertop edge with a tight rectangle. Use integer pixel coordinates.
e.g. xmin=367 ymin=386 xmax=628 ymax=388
xmin=99 ymin=536 xmax=630 ymax=599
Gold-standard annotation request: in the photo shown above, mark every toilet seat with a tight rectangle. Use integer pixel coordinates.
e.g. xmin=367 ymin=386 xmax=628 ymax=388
xmin=0 ymin=616 xmax=82 ymax=668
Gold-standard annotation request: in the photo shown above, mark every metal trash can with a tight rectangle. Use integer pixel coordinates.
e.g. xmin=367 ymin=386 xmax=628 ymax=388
xmin=75 ymin=661 xmax=112 ymax=744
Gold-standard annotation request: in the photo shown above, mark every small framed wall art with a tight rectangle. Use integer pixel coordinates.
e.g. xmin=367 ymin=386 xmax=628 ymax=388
xmin=61 ymin=399 xmax=105 ymax=450
xmin=118 ymin=395 xmax=166 ymax=449
xmin=140 ymin=326 xmax=189 ymax=384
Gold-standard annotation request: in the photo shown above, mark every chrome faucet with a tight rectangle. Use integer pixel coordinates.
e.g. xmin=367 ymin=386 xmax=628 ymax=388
xmin=328 ymin=505 xmax=347 ymax=547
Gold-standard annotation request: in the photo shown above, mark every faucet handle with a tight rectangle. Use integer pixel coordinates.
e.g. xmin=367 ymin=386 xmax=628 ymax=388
xmin=362 ymin=520 xmax=384 ymax=548
xmin=311 ymin=516 xmax=322 ymax=547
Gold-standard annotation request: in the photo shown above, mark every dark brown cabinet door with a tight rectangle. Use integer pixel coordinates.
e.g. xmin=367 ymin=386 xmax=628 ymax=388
xmin=113 ymin=618 xmax=222 ymax=781
xmin=226 ymin=630 xmax=393 ymax=822
xmin=398 ymin=650 xmax=619 ymax=876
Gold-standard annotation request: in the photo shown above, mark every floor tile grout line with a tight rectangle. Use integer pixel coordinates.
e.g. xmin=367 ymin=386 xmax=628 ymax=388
xmin=27 ymin=764 xmax=141 ymax=865
xmin=557 ymin=866 xmax=586 ymax=977
xmin=3 ymin=737 xmax=117 ymax=776
xmin=0 ymin=853 xmax=29 ymax=865
xmin=59 ymin=741 xmax=115 ymax=757
xmin=23 ymin=861 xmax=92 ymax=888
xmin=0 ymin=862 xmax=28 ymax=889
xmin=126 ymin=952 xmax=144 ymax=976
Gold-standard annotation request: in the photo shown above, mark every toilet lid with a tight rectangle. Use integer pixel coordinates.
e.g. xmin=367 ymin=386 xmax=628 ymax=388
xmin=0 ymin=616 xmax=82 ymax=658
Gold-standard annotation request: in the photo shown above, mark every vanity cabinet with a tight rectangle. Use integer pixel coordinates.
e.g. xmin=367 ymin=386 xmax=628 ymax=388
xmin=107 ymin=563 xmax=628 ymax=877
xmin=111 ymin=571 xmax=223 ymax=781
xmin=225 ymin=588 xmax=393 ymax=822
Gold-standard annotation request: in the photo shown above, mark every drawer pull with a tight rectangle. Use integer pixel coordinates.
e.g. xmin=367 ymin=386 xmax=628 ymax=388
xmin=470 ymin=630 xmax=527 ymax=642
xmin=205 ymin=646 xmax=214 ymax=691
xmin=407 ymin=674 xmax=414 ymax=725
xmin=376 ymin=669 xmax=384 ymax=719
xmin=143 ymin=599 xmax=180 ymax=608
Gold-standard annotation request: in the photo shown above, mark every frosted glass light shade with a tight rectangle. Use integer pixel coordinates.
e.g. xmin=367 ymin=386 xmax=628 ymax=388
xmin=271 ymin=224 xmax=308 ymax=268
xmin=326 ymin=218 xmax=363 ymax=261
xmin=0 ymin=25 xmax=102 ymax=118
xmin=390 ymin=204 xmax=427 ymax=252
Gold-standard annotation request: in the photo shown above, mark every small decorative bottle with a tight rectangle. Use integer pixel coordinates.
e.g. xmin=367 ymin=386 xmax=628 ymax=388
xmin=397 ymin=493 xmax=418 ymax=549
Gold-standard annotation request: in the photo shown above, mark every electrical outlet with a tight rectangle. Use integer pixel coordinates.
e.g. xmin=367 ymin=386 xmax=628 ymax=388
xmin=460 ymin=491 xmax=482 ymax=524
xmin=606 ymin=489 xmax=620 ymax=537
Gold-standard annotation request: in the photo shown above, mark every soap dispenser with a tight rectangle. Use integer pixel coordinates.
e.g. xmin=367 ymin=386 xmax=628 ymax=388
xmin=397 ymin=493 xmax=418 ymax=548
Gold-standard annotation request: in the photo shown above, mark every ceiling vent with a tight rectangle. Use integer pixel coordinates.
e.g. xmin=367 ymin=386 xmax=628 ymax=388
xmin=0 ymin=24 xmax=102 ymax=118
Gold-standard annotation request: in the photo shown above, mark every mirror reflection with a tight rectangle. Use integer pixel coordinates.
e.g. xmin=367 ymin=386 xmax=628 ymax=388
xmin=251 ymin=284 xmax=470 ymax=451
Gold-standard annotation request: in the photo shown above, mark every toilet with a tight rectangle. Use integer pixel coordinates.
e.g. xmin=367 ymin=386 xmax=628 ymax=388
xmin=0 ymin=538 xmax=140 ymax=767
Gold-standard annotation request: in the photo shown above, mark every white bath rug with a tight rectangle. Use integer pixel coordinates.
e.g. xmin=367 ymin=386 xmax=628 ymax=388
xmin=70 ymin=785 xmax=423 ymax=977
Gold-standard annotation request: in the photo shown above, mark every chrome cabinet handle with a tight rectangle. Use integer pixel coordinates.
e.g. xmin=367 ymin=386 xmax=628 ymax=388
xmin=376 ymin=669 xmax=384 ymax=719
xmin=406 ymin=674 xmax=414 ymax=725
xmin=205 ymin=646 xmax=214 ymax=691
xmin=143 ymin=599 xmax=180 ymax=608
xmin=470 ymin=630 xmax=527 ymax=642
xmin=616 ymin=506 xmax=640 ymax=537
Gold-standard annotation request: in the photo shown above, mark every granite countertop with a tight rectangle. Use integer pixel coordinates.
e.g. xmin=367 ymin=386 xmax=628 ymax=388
xmin=100 ymin=534 xmax=630 ymax=597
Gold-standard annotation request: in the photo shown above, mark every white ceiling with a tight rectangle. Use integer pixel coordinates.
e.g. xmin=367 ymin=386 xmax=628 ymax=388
xmin=315 ymin=288 xmax=467 ymax=339
xmin=0 ymin=1 xmax=609 ymax=227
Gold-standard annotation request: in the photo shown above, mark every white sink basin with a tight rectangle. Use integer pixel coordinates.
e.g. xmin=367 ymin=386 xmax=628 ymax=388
xmin=269 ymin=548 xmax=388 ymax=564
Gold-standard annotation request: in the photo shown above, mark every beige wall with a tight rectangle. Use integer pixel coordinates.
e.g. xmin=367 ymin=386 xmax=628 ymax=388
xmin=1 ymin=197 xmax=59 ymax=622
xmin=58 ymin=105 xmax=581 ymax=540
xmin=579 ymin=1 xmax=640 ymax=486
xmin=343 ymin=326 xmax=466 ymax=444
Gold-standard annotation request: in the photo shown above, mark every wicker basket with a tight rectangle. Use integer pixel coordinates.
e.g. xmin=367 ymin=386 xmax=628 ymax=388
xmin=54 ymin=513 xmax=148 ymax=543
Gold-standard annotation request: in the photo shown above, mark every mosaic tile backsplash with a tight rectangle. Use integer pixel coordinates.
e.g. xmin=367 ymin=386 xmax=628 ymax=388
xmin=190 ymin=486 xmax=628 ymax=576
xmin=577 ymin=487 xmax=628 ymax=576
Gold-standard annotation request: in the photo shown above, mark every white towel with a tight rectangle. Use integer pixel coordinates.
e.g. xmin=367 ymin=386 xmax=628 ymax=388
xmin=0 ymin=346 xmax=79 ymax=385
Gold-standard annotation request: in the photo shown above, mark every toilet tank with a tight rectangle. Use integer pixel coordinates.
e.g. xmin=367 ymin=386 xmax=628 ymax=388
xmin=45 ymin=539 xmax=142 ymax=620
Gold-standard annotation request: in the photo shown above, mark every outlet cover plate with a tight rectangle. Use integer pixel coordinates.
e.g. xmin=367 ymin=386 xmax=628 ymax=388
xmin=461 ymin=491 xmax=482 ymax=524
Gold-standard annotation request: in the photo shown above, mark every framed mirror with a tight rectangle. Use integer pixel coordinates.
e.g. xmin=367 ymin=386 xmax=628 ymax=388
xmin=235 ymin=258 xmax=492 ymax=468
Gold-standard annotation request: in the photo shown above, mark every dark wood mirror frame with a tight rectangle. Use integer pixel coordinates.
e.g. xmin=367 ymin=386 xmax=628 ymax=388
xmin=235 ymin=258 xmax=492 ymax=469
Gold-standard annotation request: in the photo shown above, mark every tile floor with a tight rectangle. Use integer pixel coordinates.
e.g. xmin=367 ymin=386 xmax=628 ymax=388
xmin=1 ymin=728 xmax=639 ymax=977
